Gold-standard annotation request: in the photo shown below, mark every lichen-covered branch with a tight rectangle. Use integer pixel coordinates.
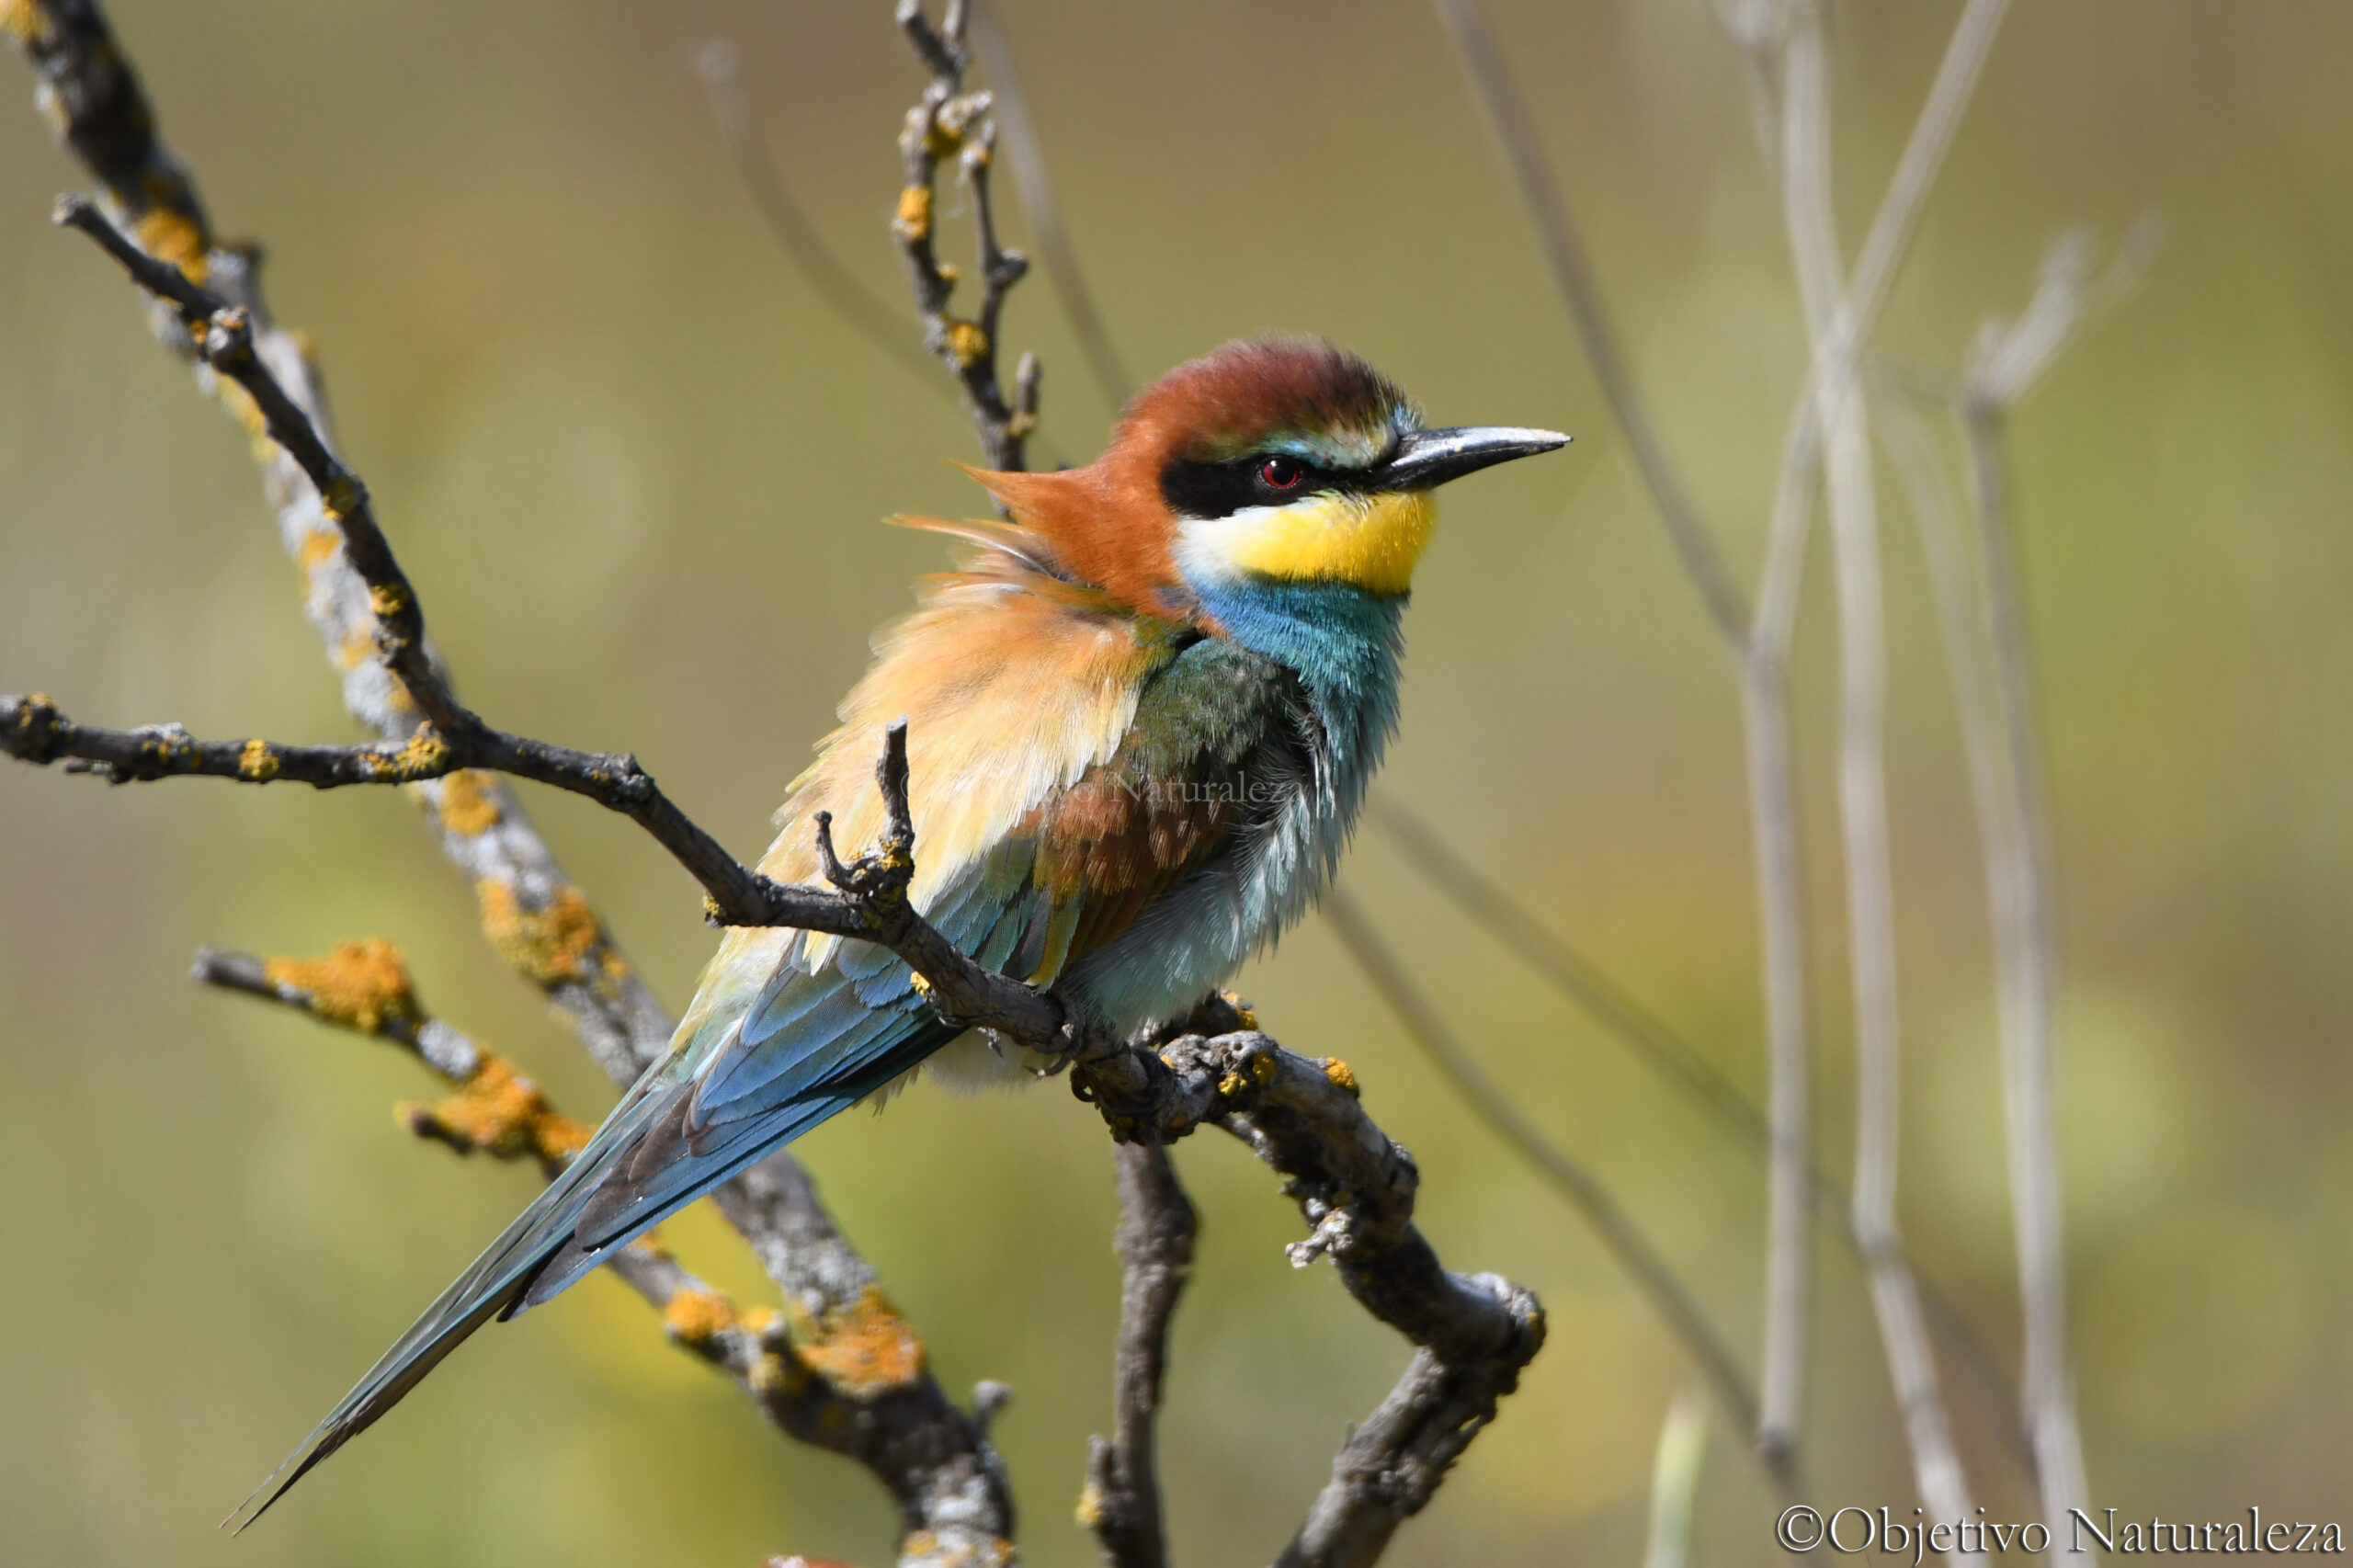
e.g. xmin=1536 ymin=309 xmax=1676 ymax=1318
xmin=6 ymin=0 xmax=662 ymax=1085
xmin=198 ymin=937 xmax=1015 ymax=1568
xmin=194 ymin=941 xmax=589 ymax=1176
xmin=892 ymin=0 xmax=1038 ymax=472
xmin=6 ymin=8 xmax=1013 ymax=1563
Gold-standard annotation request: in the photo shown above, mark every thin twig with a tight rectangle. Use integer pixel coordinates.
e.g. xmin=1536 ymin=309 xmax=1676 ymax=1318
xmin=1778 ymin=2 xmax=1973 ymax=1534
xmin=892 ymin=0 xmax=1035 ymax=472
xmin=1429 ymin=0 xmax=1825 ymax=1467
xmin=1321 ymin=891 xmax=1761 ymax=1449
xmin=1082 ymin=1143 xmax=1195 ymax=1568
xmin=1889 ymin=223 xmax=2149 ymax=1527
xmin=1643 ymin=1394 xmax=1709 ymax=1568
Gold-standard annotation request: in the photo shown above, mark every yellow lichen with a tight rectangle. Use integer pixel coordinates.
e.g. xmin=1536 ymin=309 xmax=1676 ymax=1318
xmin=295 ymin=527 xmax=341 ymax=575
xmin=2 ymin=0 xmax=48 ymax=47
xmin=265 ymin=938 xmax=418 ymax=1035
xmin=237 ymin=738 xmax=279 ymax=781
xmin=791 ymin=1285 xmax=926 ymax=1399
xmin=334 ymin=625 xmax=375 ymax=672
xmin=662 ymin=1287 xmax=739 ymax=1347
xmin=1220 ymin=990 xmax=1258 ymax=1029
xmin=393 ymin=727 xmax=449 ymax=778
xmin=132 ymin=206 xmax=208 ymax=283
xmin=435 ymin=769 xmax=503 ymax=836
xmin=1074 ymin=1480 xmax=1105 ymax=1530
xmin=1216 ymin=1071 xmax=1247 ymax=1098
xmin=941 ymin=318 xmax=988 ymax=368
xmin=1250 ymin=1051 xmax=1279 ymax=1085
xmin=893 ymin=184 xmax=933 ymax=242
xmin=1323 ymin=1057 xmax=1358 ymax=1097
xmin=368 ymin=582 xmax=409 ymax=620
xmin=923 ymin=117 xmax=967 ymax=163
xmin=399 ymin=1056 xmax=589 ymax=1166
xmin=900 ymin=1533 xmax=1012 ymax=1568
xmin=476 ymin=880 xmax=608 ymax=988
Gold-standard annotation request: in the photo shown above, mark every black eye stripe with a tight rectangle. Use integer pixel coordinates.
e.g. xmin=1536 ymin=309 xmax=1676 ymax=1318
xmin=1158 ymin=454 xmax=1377 ymax=519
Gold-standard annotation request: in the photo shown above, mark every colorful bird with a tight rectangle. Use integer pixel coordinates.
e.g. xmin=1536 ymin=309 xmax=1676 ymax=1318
xmin=240 ymin=335 xmax=1565 ymax=1521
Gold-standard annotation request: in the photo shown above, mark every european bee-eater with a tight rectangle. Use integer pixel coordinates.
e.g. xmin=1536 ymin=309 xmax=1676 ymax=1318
xmin=244 ymin=336 xmax=1564 ymax=1518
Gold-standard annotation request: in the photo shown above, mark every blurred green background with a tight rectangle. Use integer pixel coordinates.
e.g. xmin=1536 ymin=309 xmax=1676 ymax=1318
xmin=3 ymin=1 xmax=2348 ymax=1563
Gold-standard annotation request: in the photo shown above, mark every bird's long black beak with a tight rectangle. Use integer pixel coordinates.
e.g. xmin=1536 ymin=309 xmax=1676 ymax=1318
xmin=1376 ymin=426 xmax=1570 ymax=490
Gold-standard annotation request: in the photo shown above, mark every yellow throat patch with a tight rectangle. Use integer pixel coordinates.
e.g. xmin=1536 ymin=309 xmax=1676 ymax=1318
xmin=1180 ymin=490 xmax=1438 ymax=597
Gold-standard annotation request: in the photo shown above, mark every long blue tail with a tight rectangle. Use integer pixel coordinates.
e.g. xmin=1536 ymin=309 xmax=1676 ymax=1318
xmin=229 ymin=1006 xmax=961 ymax=1530
xmin=226 ymin=1076 xmax=688 ymax=1531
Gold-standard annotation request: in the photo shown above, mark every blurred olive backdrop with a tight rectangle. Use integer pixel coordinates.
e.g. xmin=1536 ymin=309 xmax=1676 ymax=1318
xmin=3 ymin=1 xmax=2348 ymax=1563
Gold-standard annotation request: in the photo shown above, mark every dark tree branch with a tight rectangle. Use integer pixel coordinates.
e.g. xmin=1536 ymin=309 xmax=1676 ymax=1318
xmin=1082 ymin=1143 xmax=1194 ymax=1568
xmin=1061 ymin=1009 xmax=1545 ymax=1568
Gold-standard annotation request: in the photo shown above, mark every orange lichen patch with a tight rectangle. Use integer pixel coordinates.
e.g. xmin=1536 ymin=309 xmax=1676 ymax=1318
xmin=790 ymin=1285 xmax=926 ymax=1399
xmin=215 ymin=375 xmax=269 ymax=447
xmin=132 ymin=206 xmax=209 ymax=282
xmin=893 ymin=184 xmax=933 ymax=242
xmin=922 ymin=115 xmax=967 ymax=163
xmin=941 ymin=318 xmax=988 ymax=369
xmin=265 ymin=938 xmax=419 ymax=1035
xmin=1217 ymin=1071 xmax=1247 ymax=1098
xmin=295 ymin=527 xmax=341 ymax=576
xmin=2 ymin=0 xmax=48 ymax=46
xmin=334 ymin=625 xmax=375 ymax=672
xmin=662 ymin=1287 xmax=739 ymax=1348
xmin=1322 ymin=1057 xmax=1359 ymax=1097
xmin=368 ymin=582 xmax=409 ymax=619
xmin=476 ymin=880 xmax=608 ymax=989
xmin=398 ymin=1057 xmax=589 ymax=1167
xmin=1251 ymin=1051 xmax=1279 ymax=1085
xmin=435 ymin=769 xmax=503 ymax=836
xmin=1221 ymin=990 xmax=1258 ymax=1029
xmin=237 ymin=738 xmax=279 ymax=781
xmin=896 ymin=1532 xmax=1013 ymax=1568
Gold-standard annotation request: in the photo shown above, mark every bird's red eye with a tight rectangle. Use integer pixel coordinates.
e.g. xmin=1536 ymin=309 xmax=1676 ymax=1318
xmin=1259 ymin=457 xmax=1302 ymax=491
